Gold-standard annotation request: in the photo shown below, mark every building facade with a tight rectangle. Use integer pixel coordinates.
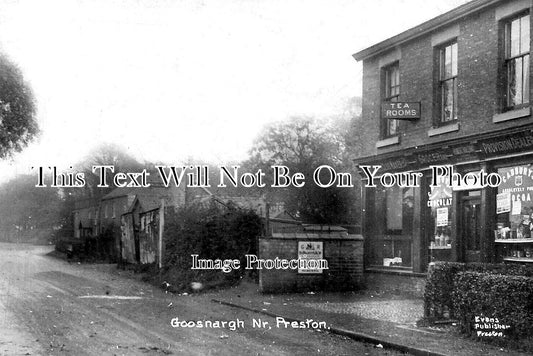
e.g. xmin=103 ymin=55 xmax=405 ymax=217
xmin=73 ymin=199 xmax=99 ymax=239
xmin=353 ymin=0 xmax=533 ymax=281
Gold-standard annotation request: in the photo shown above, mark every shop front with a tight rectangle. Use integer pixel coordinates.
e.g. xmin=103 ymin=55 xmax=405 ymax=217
xmin=359 ymin=128 xmax=533 ymax=276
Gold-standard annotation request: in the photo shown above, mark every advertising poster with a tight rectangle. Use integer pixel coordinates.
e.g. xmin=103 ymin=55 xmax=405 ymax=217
xmin=436 ymin=207 xmax=448 ymax=227
xmin=496 ymin=192 xmax=511 ymax=214
xmin=298 ymin=241 xmax=324 ymax=274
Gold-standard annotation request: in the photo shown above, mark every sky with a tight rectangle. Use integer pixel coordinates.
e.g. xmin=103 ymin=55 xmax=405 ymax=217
xmin=0 ymin=0 xmax=470 ymax=182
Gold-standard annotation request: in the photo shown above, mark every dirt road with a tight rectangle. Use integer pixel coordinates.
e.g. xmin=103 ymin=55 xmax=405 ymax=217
xmin=0 ymin=243 xmax=404 ymax=355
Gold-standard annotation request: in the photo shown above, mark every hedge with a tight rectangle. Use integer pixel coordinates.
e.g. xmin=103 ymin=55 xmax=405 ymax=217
xmin=157 ymin=202 xmax=263 ymax=292
xmin=424 ymin=261 xmax=533 ymax=319
xmin=453 ymin=271 xmax=533 ymax=340
xmin=424 ymin=262 xmax=465 ymax=319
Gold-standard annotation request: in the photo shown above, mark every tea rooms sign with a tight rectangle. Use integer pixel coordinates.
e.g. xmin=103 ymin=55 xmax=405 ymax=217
xmin=381 ymin=102 xmax=421 ymax=120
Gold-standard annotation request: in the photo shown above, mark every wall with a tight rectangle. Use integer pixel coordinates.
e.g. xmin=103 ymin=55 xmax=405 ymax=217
xmin=73 ymin=206 xmax=97 ymax=238
xmin=259 ymin=235 xmax=364 ymax=293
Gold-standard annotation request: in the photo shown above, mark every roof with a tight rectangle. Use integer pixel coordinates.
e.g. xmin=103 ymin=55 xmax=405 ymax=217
xmin=101 ymin=186 xmax=137 ymax=200
xmin=103 ymin=185 xmax=180 ymax=215
xmin=352 ymin=0 xmax=499 ymax=61
xmin=101 ymin=183 xmax=171 ymax=201
xmin=73 ymin=198 xmax=99 ymax=211
xmin=135 ymin=193 xmax=165 ymax=212
xmin=124 ymin=194 xmax=162 ymax=214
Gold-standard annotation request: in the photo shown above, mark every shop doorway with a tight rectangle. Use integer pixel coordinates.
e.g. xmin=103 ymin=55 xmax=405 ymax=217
xmin=460 ymin=192 xmax=481 ymax=262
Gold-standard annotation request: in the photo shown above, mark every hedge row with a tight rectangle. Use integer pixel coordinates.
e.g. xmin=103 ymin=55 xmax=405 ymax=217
xmin=158 ymin=202 xmax=263 ymax=292
xmin=424 ymin=262 xmax=533 ymax=319
xmin=453 ymin=271 xmax=533 ymax=340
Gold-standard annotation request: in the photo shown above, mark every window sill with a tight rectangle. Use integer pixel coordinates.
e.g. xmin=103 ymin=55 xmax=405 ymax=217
xmin=376 ymin=136 xmax=399 ymax=148
xmin=428 ymin=122 xmax=459 ymax=137
xmin=492 ymin=106 xmax=531 ymax=123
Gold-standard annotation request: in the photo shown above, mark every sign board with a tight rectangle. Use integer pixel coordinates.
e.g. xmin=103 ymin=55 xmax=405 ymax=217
xmin=298 ymin=241 xmax=323 ymax=274
xmin=436 ymin=207 xmax=448 ymax=227
xmin=381 ymin=102 xmax=420 ymax=120
xmin=496 ymin=192 xmax=511 ymax=214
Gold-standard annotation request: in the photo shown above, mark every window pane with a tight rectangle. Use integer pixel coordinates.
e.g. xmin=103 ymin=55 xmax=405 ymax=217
xmin=508 ymin=59 xmax=518 ymax=106
xmin=451 ymin=42 xmax=458 ymax=76
xmin=391 ymin=66 xmax=398 ymax=86
xmin=511 ymin=18 xmax=521 ymax=57
xmin=373 ymin=186 xmax=413 ymax=268
xmin=385 ymin=70 xmax=391 ymax=97
xmin=385 ymin=64 xmax=399 ymax=100
xmin=522 ymin=55 xmax=529 ymax=103
xmin=386 ymin=187 xmax=403 ymax=231
xmin=521 ymin=15 xmax=530 ymax=54
xmin=383 ymin=63 xmax=399 ymax=136
xmin=453 ymin=78 xmax=458 ymax=120
xmin=444 ymin=46 xmax=453 ymax=78
xmin=390 ymin=86 xmax=397 ymax=97
xmin=442 ymin=79 xmax=454 ymax=122
xmin=388 ymin=118 xmax=397 ymax=136
xmin=514 ymin=57 xmax=523 ymax=105
xmin=518 ymin=57 xmax=524 ymax=104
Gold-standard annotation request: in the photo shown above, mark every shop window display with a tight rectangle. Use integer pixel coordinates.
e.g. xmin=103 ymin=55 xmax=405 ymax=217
xmin=427 ymin=175 xmax=453 ymax=262
xmin=495 ymin=165 xmax=533 ymax=262
xmin=373 ymin=185 xmax=413 ymax=267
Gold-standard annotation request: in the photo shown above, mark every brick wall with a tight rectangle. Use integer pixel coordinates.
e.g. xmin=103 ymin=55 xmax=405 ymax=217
xmin=258 ymin=236 xmax=364 ymax=293
xmin=357 ymin=1 xmax=533 ymax=159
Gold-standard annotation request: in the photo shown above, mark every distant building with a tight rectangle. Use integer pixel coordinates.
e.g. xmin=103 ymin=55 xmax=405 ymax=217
xmin=72 ymin=198 xmax=99 ymax=239
xmin=71 ymin=183 xmax=185 ymax=261
xmin=186 ymin=186 xmax=284 ymax=218
xmin=101 ymin=184 xmax=185 ymax=262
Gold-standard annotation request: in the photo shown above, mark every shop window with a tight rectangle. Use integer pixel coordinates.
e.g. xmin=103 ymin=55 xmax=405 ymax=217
xmin=503 ymin=13 xmax=530 ymax=109
xmin=382 ymin=62 xmax=400 ymax=138
xmin=495 ymin=165 xmax=533 ymax=262
xmin=373 ymin=185 xmax=413 ymax=267
xmin=437 ymin=41 xmax=458 ymax=124
xmin=427 ymin=175 xmax=453 ymax=262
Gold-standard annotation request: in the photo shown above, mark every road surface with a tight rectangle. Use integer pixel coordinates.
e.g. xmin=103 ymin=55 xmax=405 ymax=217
xmin=0 ymin=243 xmax=403 ymax=355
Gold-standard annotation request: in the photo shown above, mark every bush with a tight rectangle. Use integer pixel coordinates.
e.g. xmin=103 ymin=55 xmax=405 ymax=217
xmin=453 ymin=271 xmax=533 ymax=341
xmin=158 ymin=202 xmax=262 ymax=292
xmin=424 ymin=262 xmax=465 ymax=319
xmin=465 ymin=262 xmax=533 ymax=277
xmin=424 ymin=261 xmax=533 ymax=319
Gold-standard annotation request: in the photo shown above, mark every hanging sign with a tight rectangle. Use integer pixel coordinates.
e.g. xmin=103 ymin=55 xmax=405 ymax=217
xmin=381 ymin=102 xmax=421 ymax=120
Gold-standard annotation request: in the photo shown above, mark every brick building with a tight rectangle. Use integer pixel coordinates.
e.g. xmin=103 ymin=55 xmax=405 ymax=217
xmin=353 ymin=0 xmax=533 ymax=286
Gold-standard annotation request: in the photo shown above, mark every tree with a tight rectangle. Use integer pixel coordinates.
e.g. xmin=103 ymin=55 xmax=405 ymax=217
xmin=68 ymin=142 xmax=145 ymax=201
xmin=0 ymin=53 xmax=38 ymax=159
xmin=245 ymin=116 xmax=360 ymax=225
xmin=0 ymin=174 xmax=63 ymax=242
